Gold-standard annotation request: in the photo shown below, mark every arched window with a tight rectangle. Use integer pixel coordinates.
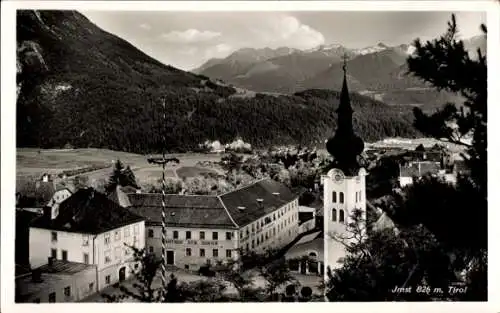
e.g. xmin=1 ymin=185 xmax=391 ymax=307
xmin=339 ymin=209 xmax=345 ymax=223
xmin=359 ymin=190 xmax=362 ymax=201
xmin=332 ymin=208 xmax=337 ymax=222
xmin=340 ymin=192 xmax=344 ymax=204
xmin=332 ymin=191 xmax=337 ymax=203
xmin=355 ymin=192 xmax=358 ymax=202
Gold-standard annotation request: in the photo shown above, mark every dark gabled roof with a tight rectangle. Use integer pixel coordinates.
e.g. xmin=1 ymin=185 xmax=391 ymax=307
xmin=30 ymin=188 xmax=145 ymax=234
xmin=219 ymin=178 xmax=297 ymax=227
xmin=128 ymin=194 xmax=236 ymax=229
xmin=16 ymin=181 xmax=55 ymax=208
xmin=127 ymin=178 xmax=297 ymax=229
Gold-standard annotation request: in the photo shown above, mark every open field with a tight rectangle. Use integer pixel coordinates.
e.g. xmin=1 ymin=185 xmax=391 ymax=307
xmin=16 ymin=148 xmax=226 ymax=190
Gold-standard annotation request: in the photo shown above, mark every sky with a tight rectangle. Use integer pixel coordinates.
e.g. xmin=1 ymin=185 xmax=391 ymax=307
xmin=81 ymin=11 xmax=486 ymax=71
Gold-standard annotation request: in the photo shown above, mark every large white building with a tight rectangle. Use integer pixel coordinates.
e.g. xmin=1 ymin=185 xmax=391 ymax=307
xmin=123 ymin=178 xmax=300 ymax=271
xmin=29 ymin=187 xmax=146 ymax=291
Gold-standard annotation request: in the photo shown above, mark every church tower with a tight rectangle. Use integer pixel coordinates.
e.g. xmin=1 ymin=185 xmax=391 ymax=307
xmin=322 ymin=56 xmax=367 ymax=270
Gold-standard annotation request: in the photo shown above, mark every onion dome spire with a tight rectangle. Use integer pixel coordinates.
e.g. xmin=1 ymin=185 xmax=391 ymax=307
xmin=325 ymin=54 xmax=364 ymax=176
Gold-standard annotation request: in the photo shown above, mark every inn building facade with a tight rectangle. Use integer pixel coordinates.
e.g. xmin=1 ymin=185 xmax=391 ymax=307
xmin=28 ymin=188 xmax=145 ymax=292
xmin=124 ymin=178 xmax=300 ymax=270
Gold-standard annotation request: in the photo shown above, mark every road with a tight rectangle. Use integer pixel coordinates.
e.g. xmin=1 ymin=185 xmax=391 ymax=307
xmin=81 ymin=268 xmax=322 ymax=302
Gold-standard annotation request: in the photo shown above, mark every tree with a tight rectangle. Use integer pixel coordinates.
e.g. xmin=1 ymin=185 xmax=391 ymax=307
xmin=105 ymin=160 xmax=138 ymax=194
xmin=407 ymin=14 xmax=487 ymax=195
xmin=101 ymin=245 xmax=161 ymax=302
xmin=259 ymin=257 xmax=296 ymax=301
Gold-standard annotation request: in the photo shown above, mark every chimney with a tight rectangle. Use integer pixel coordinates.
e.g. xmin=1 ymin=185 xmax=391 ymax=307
xmin=237 ymin=206 xmax=246 ymax=211
xmin=256 ymin=198 xmax=264 ymax=209
xmin=272 ymin=192 xmax=280 ymax=197
xmin=31 ymin=269 xmax=42 ymax=283
xmin=48 ymin=256 xmax=54 ymax=266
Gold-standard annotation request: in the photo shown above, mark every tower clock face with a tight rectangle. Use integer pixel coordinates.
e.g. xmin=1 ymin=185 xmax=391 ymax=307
xmin=331 ymin=169 xmax=345 ymax=184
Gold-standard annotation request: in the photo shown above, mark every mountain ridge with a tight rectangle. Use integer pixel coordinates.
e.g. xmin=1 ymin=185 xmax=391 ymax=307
xmin=17 ymin=10 xmax=421 ymax=153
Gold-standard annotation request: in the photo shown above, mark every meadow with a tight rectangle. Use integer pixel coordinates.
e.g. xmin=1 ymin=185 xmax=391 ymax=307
xmin=16 ymin=148 xmax=224 ymax=190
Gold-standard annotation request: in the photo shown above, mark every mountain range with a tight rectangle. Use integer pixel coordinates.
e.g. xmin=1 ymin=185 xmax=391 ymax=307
xmin=19 ymin=10 xmax=472 ymax=153
xmin=193 ymin=36 xmax=485 ymax=107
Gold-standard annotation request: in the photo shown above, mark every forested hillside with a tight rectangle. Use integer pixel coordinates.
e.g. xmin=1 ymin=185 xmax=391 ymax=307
xmin=16 ymin=10 xmax=419 ymax=153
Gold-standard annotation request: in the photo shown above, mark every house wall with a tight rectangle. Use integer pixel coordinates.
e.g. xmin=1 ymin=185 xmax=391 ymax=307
xmin=29 ymin=220 xmax=145 ymax=291
xmin=145 ymin=226 xmax=238 ymax=271
xmin=15 ymin=267 xmax=96 ymax=303
xmin=237 ymin=199 xmax=300 ymax=254
xmin=144 ymin=199 xmax=299 ymax=270
xmin=95 ymin=221 xmax=145 ymax=290
xmin=29 ymin=228 xmax=93 ymax=269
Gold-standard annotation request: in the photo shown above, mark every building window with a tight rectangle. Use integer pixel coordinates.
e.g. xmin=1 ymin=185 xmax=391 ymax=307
xmin=240 ymin=231 xmax=244 ymax=239
xmin=226 ymin=249 xmax=232 ymax=258
xmin=82 ymin=235 xmax=89 ymax=246
xmin=359 ymin=190 xmax=362 ymax=201
xmin=246 ymin=244 xmax=249 ymax=251
xmin=51 ymin=231 xmax=57 ymax=242
xmin=246 ymin=229 xmax=249 ymax=236
xmin=51 ymin=248 xmax=57 ymax=259
xmin=173 ymin=231 xmax=179 ymax=239
xmin=48 ymin=292 xmax=56 ymax=303
xmin=225 ymin=232 xmax=232 ymax=240
xmin=124 ymin=227 xmax=130 ymax=237
xmin=83 ymin=253 xmax=89 ymax=264
xmin=104 ymin=250 xmax=111 ymax=263
xmin=273 ymin=228 xmax=276 ymax=236
xmin=332 ymin=208 xmax=337 ymax=222
xmin=64 ymin=286 xmax=71 ymax=297
xmin=104 ymin=233 xmax=111 ymax=245
xmin=199 ymin=231 xmax=205 ymax=240
xmin=212 ymin=232 xmax=218 ymax=240
xmin=273 ymin=213 xmax=276 ymax=221
xmin=251 ymin=240 xmax=255 ymax=248
xmin=251 ymin=224 xmax=255 ymax=232
xmin=332 ymin=191 xmax=337 ymax=203
xmin=148 ymin=229 xmax=154 ymax=238
xmin=200 ymin=248 xmax=205 ymax=257
xmin=149 ymin=246 xmax=154 ymax=254
xmin=115 ymin=230 xmax=121 ymax=241
xmin=340 ymin=192 xmax=344 ymax=204
xmin=89 ymin=282 xmax=94 ymax=292
xmin=213 ymin=249 xmax=218 ymax=257
xmin=114 ymin=247 xmax=121 ymax=261
xmin=62 ymin=250 xmax=68 ymax=261
xmin=105 ymin=275 xmax=111 ymax=285
xmin=339 ymin=209 xmax=345 ymax=223
xmin=186 ymin=231 xmax=191 ymax=240
xmin=256 ymin=238 xmax=260 ymax=245
xmin=186 ymin=248 xmax=192 ymax=256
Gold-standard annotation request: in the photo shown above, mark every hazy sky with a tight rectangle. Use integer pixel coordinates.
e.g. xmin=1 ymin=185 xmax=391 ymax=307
xmin=81 ymin=11 xmax=486 ymax=71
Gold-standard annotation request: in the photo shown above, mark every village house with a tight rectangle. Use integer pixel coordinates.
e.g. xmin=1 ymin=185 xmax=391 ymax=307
xmin=123 ymin=178 xmax=300 ymax=271
xmin=28 ymin=188 xmax=146 ymax=292
xmin=15 ymin=260 xmax=97 ymax=303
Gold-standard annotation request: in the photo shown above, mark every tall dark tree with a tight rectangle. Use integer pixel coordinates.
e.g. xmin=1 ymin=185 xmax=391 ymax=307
xmin=104 ymin=159 xmax=138 ymax=194
xmin=407 ymin=14 xmax=487 ymax=195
